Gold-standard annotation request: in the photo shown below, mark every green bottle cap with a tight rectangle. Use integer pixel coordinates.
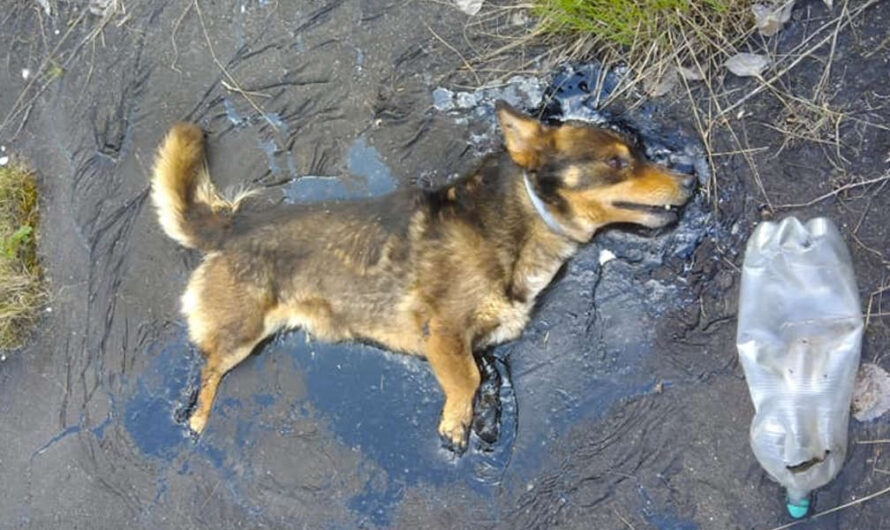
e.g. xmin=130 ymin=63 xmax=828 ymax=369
xmin=786 ymin=497 xmax=810 ymax=519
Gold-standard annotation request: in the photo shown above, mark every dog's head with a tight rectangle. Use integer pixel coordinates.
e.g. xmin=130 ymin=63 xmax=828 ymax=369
xmin=495 ymin=101 xmax=694 ymax=238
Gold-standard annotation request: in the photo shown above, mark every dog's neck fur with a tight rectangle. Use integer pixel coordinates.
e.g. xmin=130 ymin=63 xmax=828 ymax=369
xmin=510 ymin=169 xmax=586 ymax=304
xmin=451 ymin=152 xmax=588 ymax=305
xmin=522 ymin=170 xmax=573 ymax=239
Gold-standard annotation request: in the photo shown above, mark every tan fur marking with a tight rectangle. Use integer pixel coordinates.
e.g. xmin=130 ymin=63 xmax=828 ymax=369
xmin=425 ymin=319 xmax=479 ymax=450
xmin=611 ymin=143 xmax=631 ymax=158
xmin=562 ymin=166 xmax=583 ymax=188
xmin=264 ymin=299 xmax=343 ymax=342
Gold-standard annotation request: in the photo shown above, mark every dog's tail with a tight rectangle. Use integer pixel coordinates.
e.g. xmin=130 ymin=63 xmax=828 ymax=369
xmin=151 ymin=123 xmax=251 ymax=251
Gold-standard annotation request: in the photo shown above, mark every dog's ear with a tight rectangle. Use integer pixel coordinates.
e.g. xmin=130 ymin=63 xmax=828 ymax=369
xmin=495 ymin=101 xmax=550 ymax=169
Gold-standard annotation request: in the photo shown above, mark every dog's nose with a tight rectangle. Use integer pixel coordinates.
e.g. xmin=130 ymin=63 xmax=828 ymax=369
xmin=679 ymin=173 xmax=697 ymax=192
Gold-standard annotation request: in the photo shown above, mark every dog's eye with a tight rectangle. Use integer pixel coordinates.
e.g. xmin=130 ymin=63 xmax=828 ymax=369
xmin=607 ymin=156 xmax=629 ymax=170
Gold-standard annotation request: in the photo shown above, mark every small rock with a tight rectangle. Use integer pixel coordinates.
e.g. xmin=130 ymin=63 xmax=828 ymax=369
xmin=0 ymin=156 xmax=8 ymax=166
xmin=21 ymin=69 xmax=31 ymax=80
xmin=752 ymin=1 xmax=795 ymax=37
xmin=853 ymin=363 xmax=890 ymax=422
xmin=454 ymin=0 xmax=484 ymax=15
xmin=36 ymin=0 xmax=51 ymax=16
xmin=725 ymin=53 xmax=770 ymax=78
xmin=598 ymin=249 xmax=616 ymax=266
xmin=678 ymin=65 xmax=704 ymax=82
xmin=510 ymin=10 xmax=530 ymax=26
xmin=455 ymin=91 xmax=478 ymax=109
xmin=643 ymin=66 xmax=679 ymax=97
xmin=432 ymin=87 xmax=454 ymax=112
xmin=89 ymin=0 xmax=118 ymax=17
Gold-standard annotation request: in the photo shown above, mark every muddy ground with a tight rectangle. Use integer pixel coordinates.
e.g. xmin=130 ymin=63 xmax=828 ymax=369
xmin=1 ymin=0 xmax=889 ymax=529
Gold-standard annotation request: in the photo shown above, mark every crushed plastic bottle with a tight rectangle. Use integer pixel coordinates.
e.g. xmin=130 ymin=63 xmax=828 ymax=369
xmin=736 ymin=217 xmax=863 ymax=519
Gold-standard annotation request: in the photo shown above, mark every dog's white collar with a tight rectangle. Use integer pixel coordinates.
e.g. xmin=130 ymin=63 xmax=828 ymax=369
xmin=523 ymin=171 xmax=572 ymax=238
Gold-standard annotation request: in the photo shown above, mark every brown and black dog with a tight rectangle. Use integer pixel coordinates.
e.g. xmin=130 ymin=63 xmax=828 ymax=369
xmin=151 ymin=101 xmax=694 ymax=451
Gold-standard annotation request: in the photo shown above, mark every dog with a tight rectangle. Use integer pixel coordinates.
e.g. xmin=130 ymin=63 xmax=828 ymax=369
xmin=150 ymin=101 xmax=694 ymax=451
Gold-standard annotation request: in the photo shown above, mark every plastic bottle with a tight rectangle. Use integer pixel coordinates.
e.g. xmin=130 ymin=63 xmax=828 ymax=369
xmin=736 ymin=217 xmax=863 ymax=519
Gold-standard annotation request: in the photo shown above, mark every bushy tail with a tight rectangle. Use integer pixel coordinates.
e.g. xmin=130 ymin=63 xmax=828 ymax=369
xmin=151 ymin=123 xmax=250 ymax=251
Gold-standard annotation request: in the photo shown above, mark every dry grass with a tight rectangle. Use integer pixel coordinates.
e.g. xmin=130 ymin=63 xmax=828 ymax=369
xmin=464 ymin=0 xmax=752 ymax=95
xmin=530 ymin=0 xmax=750 ymax=69
xmin=0 ymin=160 xmax=45 ymax=350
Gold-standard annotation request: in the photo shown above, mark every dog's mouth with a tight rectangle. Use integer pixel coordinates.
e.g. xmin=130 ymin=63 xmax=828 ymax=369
xmin=611 ymin=201 xmax=686 ymax=227
xmin=613 ymin=201 xmax=683 ymax=216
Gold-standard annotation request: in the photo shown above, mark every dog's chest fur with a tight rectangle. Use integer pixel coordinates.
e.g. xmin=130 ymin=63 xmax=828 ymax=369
xmin=474 ymin=235 xmax=578 ymax=348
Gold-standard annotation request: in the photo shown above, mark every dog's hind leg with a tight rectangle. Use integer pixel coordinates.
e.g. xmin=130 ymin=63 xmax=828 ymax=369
xmin=188 ymin=341 xmax=259 ymax=434
xmin=181 ymin=257 xmax=270 ymax=434
xmin=425 ymin=318 xmax=480 ymax=452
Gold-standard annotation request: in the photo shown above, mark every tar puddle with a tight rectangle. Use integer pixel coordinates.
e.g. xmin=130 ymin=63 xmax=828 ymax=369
xmin=121 ymin=64 xmax=719 ymax=526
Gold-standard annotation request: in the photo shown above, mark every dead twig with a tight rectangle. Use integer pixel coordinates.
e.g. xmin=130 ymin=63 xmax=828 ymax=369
xmin=675 ymin=27 xmax=775 ymax=213
xmin=424 ymin=21 xmax=481 ymax=86
xmin=769 ymin=483 xmax=890 ymax=530
xmin=710 ymin=147 xmax=770 ymax=157
xmin=192 ymin=0 xmax=277 ymax=130
xmin=169 ymin=2 xmax=194 ymax=74
xmin=866 ymin=280 xmax=890 ymax=330
xmin=614 ymin=509 xmax=637 ymax=530
xmin=719 ymin=0 xmax=881 ymax=120
xmin=220 ymin=80 xmax=271 ymax=99
xmin=0 ymin=8 xmax=89 ymax=135
xmin=775 ymin=173 xmax=890 ymax=209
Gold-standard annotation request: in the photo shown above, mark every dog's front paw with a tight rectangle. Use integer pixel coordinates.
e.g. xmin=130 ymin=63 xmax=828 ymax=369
xmin=188 ymin=411 xmax=208 ymax=436
xmin=438 ymin=400 xmax=473 ymax=454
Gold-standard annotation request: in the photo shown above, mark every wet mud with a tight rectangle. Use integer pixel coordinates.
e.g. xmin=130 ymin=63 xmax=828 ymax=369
xmin=1 ymin=1 xmax=890 ymax=529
